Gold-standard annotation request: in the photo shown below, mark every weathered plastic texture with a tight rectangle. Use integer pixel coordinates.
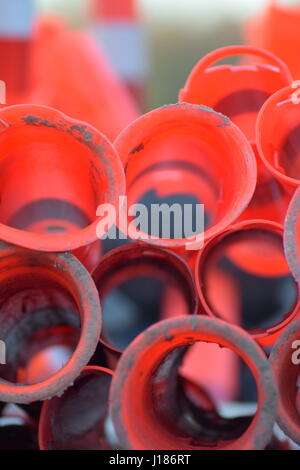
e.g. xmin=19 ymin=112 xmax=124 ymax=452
xmin=270 ymin=318 xmax=300 ymax=445
xmin=256 ymin=84 xmax=300 ymax=194
xmin=179 ymin=45 xmax=292 ymax=145
xmin=39 ymin=366 xmax=113 ymax=450
xmin=92 ymin=242 xmax=198 ymax=363
xmin=245 ymin=0 xmax=300 ymax=79
xmin=195 ymin=219 xmax=300 ymax=347
xmin=179 ymin=46 xmax=292 ymax=223
xmin=0 ymin=103 xmax=125 ymax=271
xmin=114 ymin=102 xmax=257 ymax=256
xmin=110 ymin=316 xmax=277 ymax=450
xmin=0 ymin=242 xmax=101 ymax=404
xmin=29 ymin=16 xmax=139 ymax=142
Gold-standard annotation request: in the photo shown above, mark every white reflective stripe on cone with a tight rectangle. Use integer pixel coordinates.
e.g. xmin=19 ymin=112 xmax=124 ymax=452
xmin=0 ymin=0 xmax=34 ymax=38
xmin=92 ymin=22 xmax=149 ymax=82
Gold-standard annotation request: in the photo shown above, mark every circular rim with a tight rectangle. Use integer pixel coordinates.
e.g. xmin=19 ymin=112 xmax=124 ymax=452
xmin=0 ymin=103 xmax=125 ymax=252
xmin=256 ymin=85 xmax=300 ymax=189
xmin=110 ymin=315 xmax=277 ymax=450
xmin=0 ymin=242 xmax=102 ymax=404
xmin=114 ymin=103 xmax=257 ymax=249
xmin=92 ymin=242 xmax=199 ymax=355
xmin=195 ymin=219 xmax=300 ymax=347
xmin=39 ymin=366 xmax=113 ymax=450
xmin=269 ymin=318 xmax=300 ymax=444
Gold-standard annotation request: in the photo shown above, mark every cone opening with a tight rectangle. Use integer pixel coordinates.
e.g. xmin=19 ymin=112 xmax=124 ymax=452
xmin=196 ymin=222 xmax=298 ymax=345
xmin=0 ymin=254 xmax=81 ymax=386
xmin=111 ymin=318 xmax=276 ymax=450
xmin=257 ymin=86 xmax=300 ymax=186
xmin=0 ymin=246 xmax=101 ymax=403
xmin=0 ymin=105 xmax=125 ymax=251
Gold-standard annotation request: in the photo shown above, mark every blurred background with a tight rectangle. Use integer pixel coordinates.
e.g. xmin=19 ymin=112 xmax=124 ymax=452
xmin=0 ymin=0 xmax=299 ymax=415
xmin=36 ymin=0 xmax=275 ymax=109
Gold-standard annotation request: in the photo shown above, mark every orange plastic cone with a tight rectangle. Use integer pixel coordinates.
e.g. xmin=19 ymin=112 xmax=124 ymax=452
xmin=114 ymin=103 xmax=257 ymax=256
xmin=179 ymin=45 xmax=292 ymax=145
xmin=245 ymin=0 xmax=300 ymax=79
xmin=256 ymin=83 xmax=300 ymax=193
xmin=180 ymin=45 xmax=292 ymax=224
